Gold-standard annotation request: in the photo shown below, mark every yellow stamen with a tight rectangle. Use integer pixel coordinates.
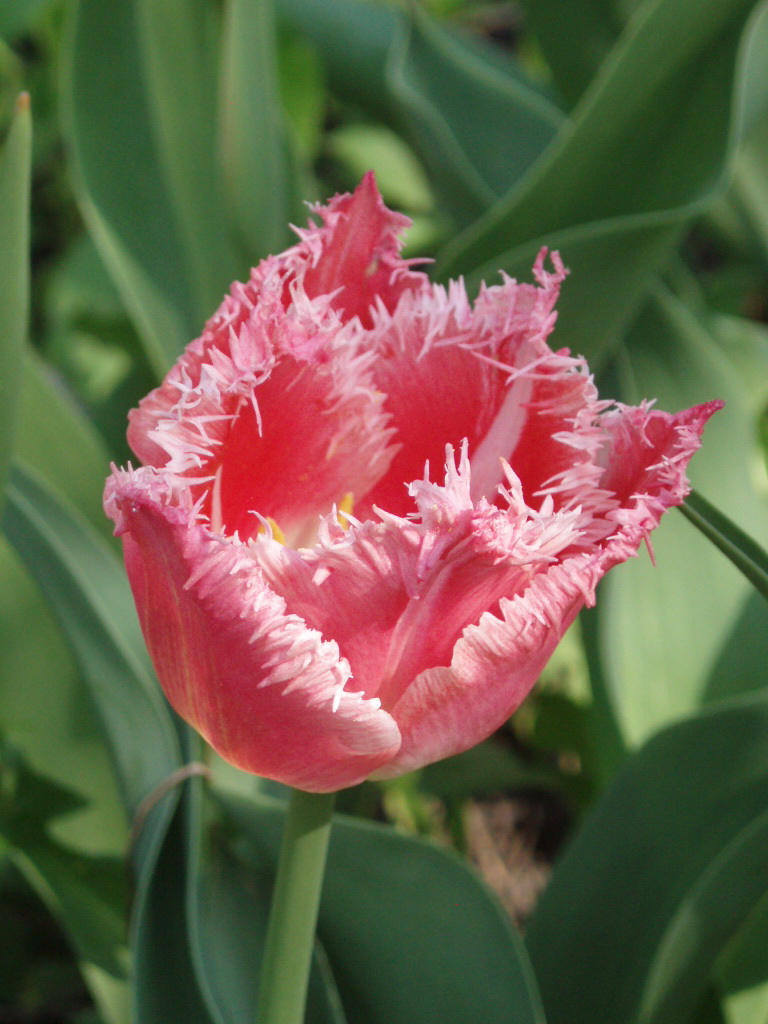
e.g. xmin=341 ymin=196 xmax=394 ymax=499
xmin=337 ymin=492 xmax=354 ymax=530
xmin=266 ymin=517 xmax=286 ymax=545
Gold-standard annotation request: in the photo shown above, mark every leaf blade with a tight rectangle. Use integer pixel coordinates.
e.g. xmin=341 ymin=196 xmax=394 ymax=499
xmin=0 ymin=93 xmax=30 ymax=511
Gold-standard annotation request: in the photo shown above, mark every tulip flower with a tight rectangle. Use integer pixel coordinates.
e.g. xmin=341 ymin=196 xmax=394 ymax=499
xmin=104 ymin=173 xmax=721 ymax=793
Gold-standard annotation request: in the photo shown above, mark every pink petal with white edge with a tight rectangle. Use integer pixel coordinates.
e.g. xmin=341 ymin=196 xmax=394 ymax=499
xmin=124 ymin=174 xmax=428 ymax=546
xmin=374 ymin=400 xmax=723 ymax=778
xmin=355 ymin=251 xmax=572 ymax=520
xmin=104 ymin=468 xmax=401 ymax=792
xmin=255 ymin=444 xmax=597 ymax=723
xmin=106 ymin=174 xmax=724 ymax=790
xmin=374 ymin=556 xmax=598 ymax=778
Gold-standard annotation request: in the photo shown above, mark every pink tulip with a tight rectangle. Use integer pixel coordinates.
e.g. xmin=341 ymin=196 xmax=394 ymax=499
xmin=104 ymin=174 xmax=721 ymax=792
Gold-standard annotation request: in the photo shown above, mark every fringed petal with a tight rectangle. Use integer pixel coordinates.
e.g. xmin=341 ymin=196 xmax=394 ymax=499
xmin=107 ymin=175 xmax=723 ymax=789
xmin=374 ymin=555 xmax=599 ymax=778
xmin=254 ymin=444 xmax=597 ymax=715
xmin=105 ymin=468 xmax=401 ymax=792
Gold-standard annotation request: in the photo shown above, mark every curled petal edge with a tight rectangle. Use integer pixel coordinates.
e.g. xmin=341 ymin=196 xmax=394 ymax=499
xmin=105 ymin=467 xmax=402 ymax=793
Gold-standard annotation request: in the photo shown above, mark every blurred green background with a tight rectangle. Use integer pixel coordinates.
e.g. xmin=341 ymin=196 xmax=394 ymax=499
xmin=2 ymin=0 xmax=768 ymax=1022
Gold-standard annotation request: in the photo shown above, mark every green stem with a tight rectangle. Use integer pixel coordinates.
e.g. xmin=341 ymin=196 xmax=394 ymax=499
xmin=256 ymin=788 xmax=336 ymax=1024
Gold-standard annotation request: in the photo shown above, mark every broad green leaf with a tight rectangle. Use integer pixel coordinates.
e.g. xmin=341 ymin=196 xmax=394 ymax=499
xmin=132 ymin=739 xmax=344 ymax=1024
xmin=726 ymin=4 xmax=768 ymax=258
xmin=520 ymin=0 xmax=623 ymax=107
xmin=279 ymin=0 xmax=561 ymax=228
xmin=0 ymin=538 xmax=127 ymax=856
xmin=0 ymin=93 xmax=30 ymax=512
xmin=681 ymin=491 xmax=768 ymax=603
xmin=419 ymin=737 xmax=559 ymax=802
xmin=526 ymin=692 xmax=768 ymax=1024
xmin=600 ymin=286 xmax=768 ymax=743
xmin=16 ymin=350 xmax=114 ymax=535
xmin=704 ymin=591 xmax=768 ymax=707
xmin=0 ymin=0 xmax=52 ymax=39
xmin=135 ymin=0 xmax=241 ymax=322
xmin=0 ymin=352 xmax=122 ymax=853
xmin=436 ymin=0 xmax=761 ymax=363
xmin=224 ymin=790 xmax=546 ymax=1024
xmin=386 ymin=8 xmax=564 ymax=226
xmin=0 ymin=351 xmax=127 ymax=854
xmin=1 ymin=463 xmax=191 ymax=1024
xmin=2 ymin=462 xmax=181 ymax=822
xmin=218 ymin=0 xmax=298 ymax=263
xmin=132 ymin=793 xmax=218 ymax=1024
xmin=277 ymin=0 xmax=397 ymax=124
xmin=724 ymin=986 xmax=768 ymax=1024
xmin=62 ymin=0 xmax=196 ymax=374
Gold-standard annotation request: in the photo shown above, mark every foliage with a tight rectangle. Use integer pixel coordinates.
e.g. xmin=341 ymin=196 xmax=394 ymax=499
xmin=1 ymin=0 xmax=768 ymax=1021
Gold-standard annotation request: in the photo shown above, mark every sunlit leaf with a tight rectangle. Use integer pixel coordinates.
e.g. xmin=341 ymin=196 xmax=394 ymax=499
xmin=437 ymin=0 xmax=762 ymax=364
xmin=218 ymin=0 xmax=298 ymax=263
xmin=601 ymin=286 xmax=768 ymax=743
xmin=62 ymin=0 xmax=196 ymax=374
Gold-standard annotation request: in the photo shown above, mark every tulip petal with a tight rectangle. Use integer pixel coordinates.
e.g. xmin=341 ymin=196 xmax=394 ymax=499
xmin=375 ymin=556 xmax=598 ymax=778
xmin=105 ymin=468 xmax=402 ymax=792
xmin=375 ymin=401 xmax=724 ymax=777
xmin=357 ymin=250 xmax=576 ymax=518
xmin=299 ymin=170 xmax=426 ymax=326
xmin=254 ymin=444 xmax=595 ymax=714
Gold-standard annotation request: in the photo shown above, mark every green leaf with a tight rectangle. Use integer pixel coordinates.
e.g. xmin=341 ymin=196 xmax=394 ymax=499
xmin=1 ymin=461 xmax=181 ymax=822
xmin=520 ymin=0 xmax=624 ymax=108
xmin=16 ymin=350 xmax=115 ymax=536
xmin=131 ymin=759 xmax=346 ymax=1024
xmin=600 ymin=285 xmax=768 ymax=744
xmin=132 ymin=791 xmax=218 ymax=1024
xmin=0 ymin=353 xmax=124 ymax=854
xmin=62 ymin=0 xmax=196 ymax=374
xmin=680 ymin=491 xmax=768 ymax=602
xmin=224 ymin=790 xmax=545 ymax=1024
xmin=277 ymin=0 xmax=398 ymax=124
xmin=0 ymin=0 xmax=53 ymax=39
xmin=1 ymin=462 xmax=195 ymax=1021
xmin=716 ymin=890 xmax=768 ymax=1021
xmin=0 ymin=93 xmax=30 ymax=513
xmin=436 ymin=0 xmax=761 ymax=364
xmin=418 ymin=736 xmax=562 ymax=805
xmin=386 ymin=8 xmax=563 ymax=226
xmin=134 ymin=0 xmax=241 ymax=322
xmin=525 ymin=692 xmax=768 ymax=1024
xmin=218 ymin=0 xmax=298 ymax=263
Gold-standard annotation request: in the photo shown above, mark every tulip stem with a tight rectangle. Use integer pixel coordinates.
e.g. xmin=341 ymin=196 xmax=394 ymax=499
xmin=256 ymin=787 xmax=336 ymax=1024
